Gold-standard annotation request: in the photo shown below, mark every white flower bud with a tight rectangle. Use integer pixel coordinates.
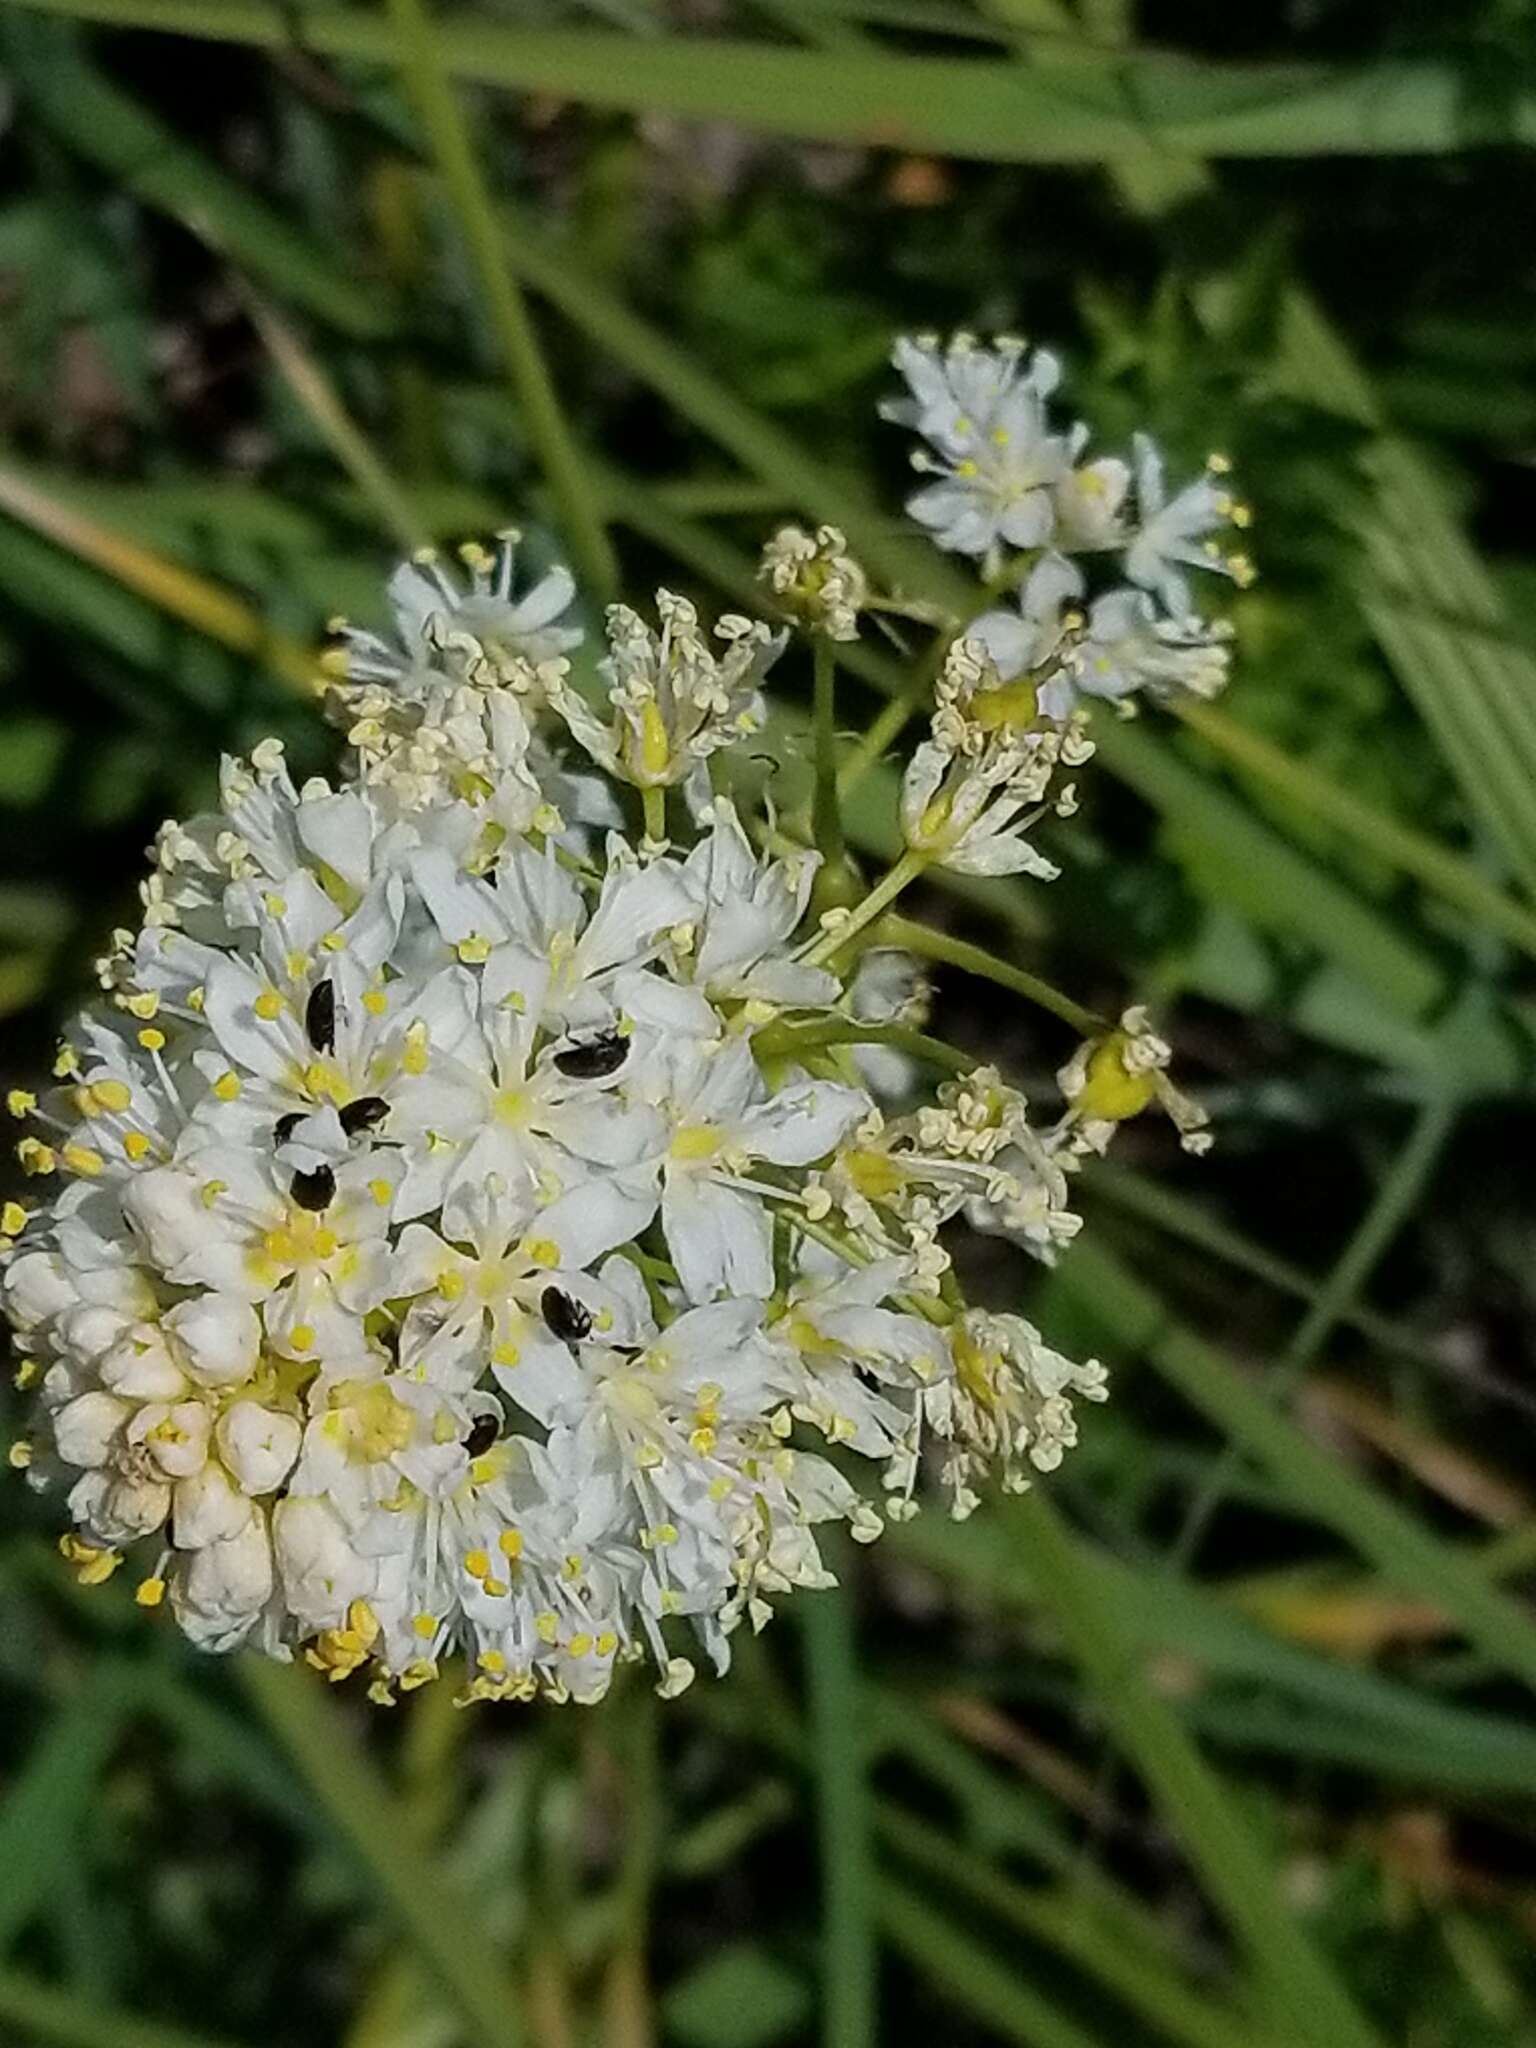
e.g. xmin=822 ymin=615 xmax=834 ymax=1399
xmin=122 ymin=1167 xmax=210 ymax=1272
xmin=52 ymin=1390 xmax=130 ymax=1468
xmin=166 ymin=1294 xmax=261 ymax=1388
xmin=172 ymin=1460 xmax=253 ymax=1549
xmin=100 ymin=1323 xmax=188 ymax=1402
xmin=273 ymin=1495 xmax=372 ymax=1632
xmin=218 ymin=1402 xmax=301 ymax=1496
xmin=174 ymin=1513 xmax=273 ymax=1646
xmin=2 ymin=1251 xmax=75 ymax=1331
xmin=129 ymin=1399 xmax=212 ymax=1480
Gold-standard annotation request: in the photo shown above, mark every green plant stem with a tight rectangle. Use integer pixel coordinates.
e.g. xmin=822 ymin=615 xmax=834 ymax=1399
xmin=642 ymin=785 xmax=667 ymax=844
xmin=1170 ymin=1093 xmax=1456 ymax=1568
xmin=879 ymin=913 xmax=1100 ymax=1035
xmin=0 ymin=1971 xmax=237 ymax=2048
xmin=803 ymin=1552 xmax=878 ymax=2048
xmin=804 ymin=849 xmax=928 ymax=966
xmin=813 ymin=638 xmax=845 ymax=864
xmin=382 ymin=0 xmax=617 ymax=602
xmin=241 ymin=1660 xmax=524 ymax=2047
xmin=1015 ymin=1490 xmax=1388 ymax=2048
xmin=753 ymin=1018 xmax=972 ymax=1075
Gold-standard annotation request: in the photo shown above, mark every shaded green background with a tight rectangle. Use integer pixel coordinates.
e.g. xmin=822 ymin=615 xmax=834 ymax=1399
xmin=4 ymin=3 xmax=1536 ymax=2044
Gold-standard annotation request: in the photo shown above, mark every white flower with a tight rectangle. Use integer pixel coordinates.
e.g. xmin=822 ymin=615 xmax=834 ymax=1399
xmin=759 ymin=525 xmax=867 ymax=642
xmin=328 ymin=535 xmax=583 ymax=700
xmin=550 ymin=591 xmax=784 ymax=791
xmin=884 ymin=334 xmax=1071 ymax=561
xmin=1124 ymin=435 xmax=1252 ymax=614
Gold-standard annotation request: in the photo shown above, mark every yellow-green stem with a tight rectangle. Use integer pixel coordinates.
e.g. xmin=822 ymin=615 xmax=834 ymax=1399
xmin=805 ymin=848 xmax=928 ymax=967
xmin=879 ymin=912 xmax=1101 ymax=1036
xmin=813 ymin=637 xmax=845 ymax=863
xmin=642 ymin=785 xmax=667 ymax=844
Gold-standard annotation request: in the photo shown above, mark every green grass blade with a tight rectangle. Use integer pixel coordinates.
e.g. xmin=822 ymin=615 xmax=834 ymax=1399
xmin=1013 ymin=1491 xmax=1386 ymax=2048
xmin=802 ymin=1567 xmax=878 ymax=2048
xmin=0 ymin=1972 xmax=239 ymax=2048
xmin=4 ymin=3 xmax=1535 ymax=161
xmin=878 ymin=1806 xmax=1274 ymax=2048
xmin=879 ymin=1883 xmax=1104 ymax=2048
xmin=0 ymin=1675 xmax=126 ymax=1952
xmin=240 ymin=1660 xmax=524 ymax=2048
xmin=384 ymin=0 xmax=618 ymax=602
xmin=1058 ymin=1238 xmax=1536 ymax=1699
xmin=0 ymin=15 xmax=391 ymax=337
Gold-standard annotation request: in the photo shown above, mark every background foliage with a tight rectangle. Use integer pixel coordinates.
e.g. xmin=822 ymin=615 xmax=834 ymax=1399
xmin=4 ymin=2 xmax=1536 ymax=2044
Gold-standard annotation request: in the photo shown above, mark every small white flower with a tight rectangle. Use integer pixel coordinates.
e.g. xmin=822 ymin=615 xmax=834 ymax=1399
xmin=1124 ymin=435 xmax=1252 ymax=615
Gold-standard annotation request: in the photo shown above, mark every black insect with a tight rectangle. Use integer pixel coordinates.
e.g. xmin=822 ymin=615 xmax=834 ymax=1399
xmin=305 ymin=978 xmax=336 ymax=1054
xmin=463 ymin=1414 xmax=500 ymax=1459
xmin=541 ymin=1286 xmax=593 ymax=1344
xmin=289 ymin=1164 xmax=336 ymax=1213
xmin=553 ymin=1031 xmax=628 ymax=1081
xmin=339 ymin=1095 xmax=390 ymax=1138
xmin=273 ymin=1111 xmax=304 ymax=1146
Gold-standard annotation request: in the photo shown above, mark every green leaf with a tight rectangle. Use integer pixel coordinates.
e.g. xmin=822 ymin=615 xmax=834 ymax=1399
xmin=0 ymin=1674 xmax=126 ymax=1952
xmin=664 ymin=1946 xmax=811 ymax=2048
xmin=0 ymin=1971 xmax=239 ymax=2048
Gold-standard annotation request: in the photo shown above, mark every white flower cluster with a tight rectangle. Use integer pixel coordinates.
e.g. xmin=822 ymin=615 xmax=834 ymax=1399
xmin=884 ymin=333 xmax=1248 ymax=719
xmin=4 ymin=341 xmax=1235 ymax=1705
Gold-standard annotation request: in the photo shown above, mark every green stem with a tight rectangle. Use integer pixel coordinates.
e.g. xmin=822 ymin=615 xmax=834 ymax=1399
xmin=813 ymin=637 xmax=845 ymax=864
xmin=1169 ymin=1093 xmax=1456 ymax=1568
xmin=752 ymin=1017 xmax=971 ymax=1074
xmin=803 ymin=1543 xmax=878 ymax=2048
xmin=879 ymin=913 xmax=1101 ymax=1036
xmin=838 ymin=626 xmax=954 ymax=800
xmin=804 ymin=848 xmax=928 ymax=967
xmin=383 ymin=0 xmax=617 ymax=602
xmin=642 ymin=785 xmax=667 ymax=844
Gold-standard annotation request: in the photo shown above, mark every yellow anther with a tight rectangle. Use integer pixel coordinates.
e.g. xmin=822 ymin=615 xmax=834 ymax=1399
xmin=498 ymin=1528 xmax=523 ymax=1560
xmin=138 ymin=1027 xmax=166 ymax=1052
xmin=6 ymin=1089 xmax=36 ymax=1118
xmin=90 ymin=1078 xmax=133 ymax=1114
xmin=135 ymin=1576 xmax=167 ymax=1608
xmin=123 ymin=1131 xmax=152 ymax=1163
xmin=567 ymin=1633 xmax=593 ymax=1658
xmin=289 ymin=1324 xmax=316 ymax=1355
xmin=61 ymin=1143 xmax=105 ymax=1178
xmin=1 ymin=1201 xmax=27 ymax=1236
xmin=59 ymin=1534 xmax=122 ymax=1585
xmin=53 ymin=1043 xmax=81 ymax=1077
xmin=521 ymin=1237 xmax=560 ymax=1269
xmin=13 ymin=1360 xmax=39 ymax=1391
xmin=186 ymin=988 xmax=205 ymax=1014
xmin=535 ymin=1611 xmax=560 ymax=1645
xmin=955 ymin=458 xmax=979 ymax=478
xmin=124 ymin=990 xmax=160 ymax=1020
xmin=285 ymin=950 xmax=309 ymax=980
xmin=17 ymin=1139 xmax=55 ymax=1176
xmin=263 ymin=893 xmax=288 ymax=917
xmin=436 ymin=1268 xmax=466 ymax=1301
xmin=200 ymin=1179 xmax=227 ymax=1208
xmin=412 ymin=1613 xmax=438 ymax=1639
xmin=368 ymin=1178 xmax=392 ymax=1208
xmin=212 ymin=1072 xmax=242 ymax=1102
xmin=455 ymin=934 xmax=492 ymax=965
xmin=254 ymin=990 xmax=284 ymax=1021
xmin=493 ymin=1343 xmax=520 ymax=1368
xmin=464 ymin=1549 xmax=491 ymax=1580
xmin=400 ymin=1659 xmax=438 ymax=1692
xmin=363 ymin=988 xmax=388 ymax=1016
xmin=8 ymin=1440 xmax=33 ymax=1469
xmin=478 ymin=1649 xmax=508 ymax=1674
xmin=596 ymin=1632 xmax=618 ymax=1657
xmin=402 ymin=1021 xmax=429 ymax=1076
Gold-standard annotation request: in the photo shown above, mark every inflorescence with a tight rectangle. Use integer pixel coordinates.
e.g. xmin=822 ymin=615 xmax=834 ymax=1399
xmin=2 ymin=336 xmax=1245 ymax=1705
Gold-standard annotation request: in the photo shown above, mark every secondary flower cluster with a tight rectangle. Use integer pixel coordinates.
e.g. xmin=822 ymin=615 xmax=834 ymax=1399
xmin=2 ymin=338 xmax=1240 ymax=1704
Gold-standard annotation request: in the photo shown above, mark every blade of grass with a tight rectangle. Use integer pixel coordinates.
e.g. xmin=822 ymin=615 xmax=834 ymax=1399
xmin=0 ymin=1675 xmax=126 ymax=1952
xmin=1170 ymin=1093 xmax=1457 ymax=1566
xmin=802 ymin=1562 xmax=877 ymax=2048
xmin=0 ymin=1972 xmax=240 ymax=2048
xmin=878 ymin=1883 xmax=1113 ymax=2048
xmin=0 ymin=460 xmax=321 ymax=697
xmin=240 ymin=1659 xmax=524 ymax=2048
xmin=383 ymin=0 xmax=618 ymax=602
xmin=241 ymin=286 xmax=428 ymax=553
xmin=1013 ymin=1489 xmax=1386 ymax=2048
xmin=877 ymin=1805 xmax=1275 ymax=2048
xmin=1177 ymin=698 xmax=1536 ymax=963
xmin=5 ymin=2 xmax=1536 ymax=162
xmin=1057 ymin=1237 xmax=1536 ymax=1699
xmin=0 ymin=14 xmax=391 ymax=336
